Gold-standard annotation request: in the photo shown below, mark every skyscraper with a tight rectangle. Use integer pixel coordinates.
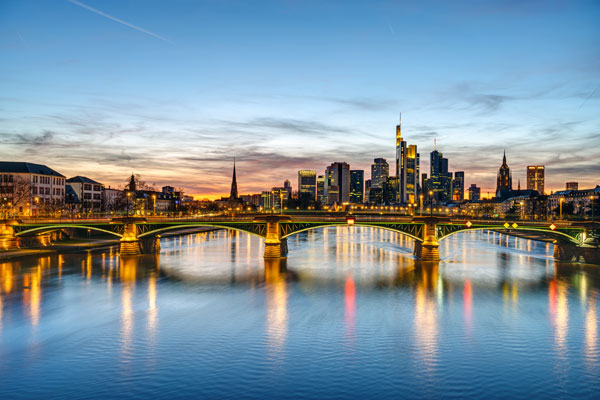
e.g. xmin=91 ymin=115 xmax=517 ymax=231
xmin=468 ymin=184 xmax=481 ymax=201
xmin=325 ymin=162 xmax=350 ymax=204
xmin=526 ymin=166 xmax=545 ymax=194
xmin=452 ymin=171 xmax=465 ymax=201
xmin=371 ymin=158 xmax=389 ymax=189
xmin=349 ymin=170 xmax=364 ymax=204
xmin=406 ymin=144 xmax=419 ymax=204
xmin=395 ymin=114 xmax=407 ymax=204
xmin=496 ymin=151 xmax=513 ymax=199
xmin=316 ymin=175 xmax=325 ymax=203
xmin=284 ymin=179 xmax=293 ymax=199
xmin=297 ymin=170 xmax=317 ymax=200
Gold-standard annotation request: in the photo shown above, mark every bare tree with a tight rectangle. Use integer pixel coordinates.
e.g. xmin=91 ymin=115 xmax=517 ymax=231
xmin=0 ymin=175 xmax=31 ymax=218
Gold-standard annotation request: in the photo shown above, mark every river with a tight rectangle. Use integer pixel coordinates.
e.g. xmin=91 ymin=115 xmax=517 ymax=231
xmin=0 ymin=227 xmax=598 ymax=399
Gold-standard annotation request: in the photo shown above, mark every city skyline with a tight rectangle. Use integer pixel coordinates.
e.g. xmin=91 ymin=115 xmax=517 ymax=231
xmin=1 ymin=0 xmax=599 ymax=198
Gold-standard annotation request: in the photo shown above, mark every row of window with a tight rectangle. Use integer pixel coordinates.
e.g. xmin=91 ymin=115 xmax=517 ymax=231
xmin=31 ymin=187 xmax=65 ymax=196
xmin=2 ymin=174 xmax=14 ymax=183
xmin=82 ymin=193 xmax=102 ymax=200
xmin=31 ymin=175 xmax=65 ymax=185
xmin=83 ymin=184 xmax=102 ymax=191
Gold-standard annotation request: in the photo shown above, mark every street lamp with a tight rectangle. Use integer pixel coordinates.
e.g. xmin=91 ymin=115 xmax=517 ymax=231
xmin=559 ymin=197 xmax=565 ymax=220
xmin=152 ymin=194 xmax=157 ymax=216
xmin=429 ymin=190 xmax=434 ymax=218
xmin=419 ymin=194 xmax=423 ymax=216
xmin=126 ymin=191 xmax=132 ymax=217
xmin=591 ymin=195 xmax=596 ymax=234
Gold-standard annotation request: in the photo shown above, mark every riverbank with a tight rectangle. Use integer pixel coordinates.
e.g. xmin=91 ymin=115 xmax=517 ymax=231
xmin=0 ymin=226 xmax=222 ymax=260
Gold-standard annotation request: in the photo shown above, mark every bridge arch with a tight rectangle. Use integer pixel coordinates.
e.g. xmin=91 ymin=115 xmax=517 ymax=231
xmin=279 ymin=222 xmax=424 ymax=242
xmin=14 ymin=225 xmax=124 ymax=238
xmin=137 ymin=224 xmax=267 ymax=239
xmin=437 ymin=226 xmax=581 ymax=245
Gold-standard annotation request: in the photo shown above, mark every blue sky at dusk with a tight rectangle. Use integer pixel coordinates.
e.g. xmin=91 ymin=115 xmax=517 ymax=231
xmin=1 ymin=0 xmax=598 ymax=198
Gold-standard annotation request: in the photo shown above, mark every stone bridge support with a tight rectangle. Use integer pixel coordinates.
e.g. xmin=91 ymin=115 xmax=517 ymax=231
xmin=0 ymin=219 xmax=19 ymax=250
xmin=120 ymin=223 xmax=141 ymax=255
xmin=553 ymin=242 xmax=600 ymax=264
xmin=412 ymin=217 xmax=443 ymax=262
xmin=261 ymin=216 xmax=289 ymax=259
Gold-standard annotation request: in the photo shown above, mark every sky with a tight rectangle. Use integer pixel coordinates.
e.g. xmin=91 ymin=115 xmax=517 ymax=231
xmin=1 ymin=0 xmax=599 ymax=199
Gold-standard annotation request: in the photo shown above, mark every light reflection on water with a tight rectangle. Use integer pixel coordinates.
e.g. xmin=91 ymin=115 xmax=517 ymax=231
xmin=0 ymin=227 xmax=599 ymax=399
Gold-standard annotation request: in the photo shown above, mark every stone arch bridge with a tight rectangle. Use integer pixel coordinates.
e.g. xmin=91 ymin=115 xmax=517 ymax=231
xmin=1 ymin=215 xmax=597 ymax=263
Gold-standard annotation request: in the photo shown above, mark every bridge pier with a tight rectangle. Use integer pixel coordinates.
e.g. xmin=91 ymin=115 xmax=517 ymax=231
xmin=0 ymin=219 xmax=19 ymax=250
xmin=261 ymin=216 xmax=290 ymax=259
xmin=412 ymin=218 xmax=440 ymax=262
xmin=120 ymin=223 xmax=141 ymax=256
xmin=553 ymin=242 xmax=600 ymax=264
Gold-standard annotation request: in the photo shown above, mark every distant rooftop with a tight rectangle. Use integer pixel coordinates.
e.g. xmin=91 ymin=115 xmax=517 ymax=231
xmin=67 ymin=176 xmax=102 ymax=185
xmin=0 ymin=161 xmax=65 ymax=177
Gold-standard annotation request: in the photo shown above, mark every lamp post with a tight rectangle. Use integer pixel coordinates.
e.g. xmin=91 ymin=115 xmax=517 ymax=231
xmin=591 ymin=195 xmax=596 ymax=235
xmin=419 ymin=194 xmax=423 ymax=216
xmin=429 ymin=190 xmax=434 ymax=218
xmin=126 ymin=191 xmax=132 ymax=218
xmin=559 ymin=197 xmax=565 ymax=220
xmin=152 ymin=194 xmax=157 ymax=216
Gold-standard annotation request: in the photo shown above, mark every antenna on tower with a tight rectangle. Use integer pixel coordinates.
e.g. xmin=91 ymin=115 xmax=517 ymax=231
xmin=399 ymin=112 xmax=402 ymax=124
xmin=434 ymin=138 xmax=437 ymax=150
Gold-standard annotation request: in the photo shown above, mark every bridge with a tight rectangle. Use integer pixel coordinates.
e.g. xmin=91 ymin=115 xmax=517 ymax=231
xmin=1 ymin=215 xmax=598 ymax=264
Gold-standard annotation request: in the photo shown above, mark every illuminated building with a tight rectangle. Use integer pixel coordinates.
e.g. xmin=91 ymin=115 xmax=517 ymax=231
xmin=405 ymin=144 xmax=420 ymax=204
xmin=496 ymin=151 xmax=513 ymax=200
xmin=325 ymin=162 xmax=350 ymax=204
xmin=395 ymin=114 xmax=407 ymax=203
xmin=395 ymin=115 xmax=420 ymax=204
xmin=566 ymin=182 xmax=578 ymax=191
xmin=371 ymin=158 xmax=389 ymax=189
xmin=468 ymin=184 xmax=481 ymax=201
xmin=66 ymin=176 xmax=104 ymax=213
xmin=316 ymin=175 xmax=325 ymax=203
xmin=297 ymin=170 xmax=316 ymax=200
xmin=452 ymin=171 xmax=465 ymax=201
xmin=526 ymin=166 xmax=545 ymax=194
xmin=365 ymin=179 xmax=371 ymax=202
xmin=0 ymin=161 xmax=65 ymax=216
xmin=349 ymin=170 xmax=364 ymax=204
xmin=429 ymin=146 xmax=450 ymax=202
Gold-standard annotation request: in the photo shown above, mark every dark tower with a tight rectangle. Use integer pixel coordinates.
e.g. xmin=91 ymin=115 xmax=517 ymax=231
xmin=496 ymin=151 xmax=513 ymax=199
xmin=229 ymin=159 xmax=238 ymax=200
xmin=128 ymin=173 xmax=136 ymax=192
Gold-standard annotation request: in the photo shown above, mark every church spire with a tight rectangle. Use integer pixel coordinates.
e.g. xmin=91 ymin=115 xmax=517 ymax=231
xmin=229 ymin=158 xmax=238 ymax=199
xmin=128 ymin=173 xmax=136 ymax=192
xmin=502 ymin=149 xmax=507 ymax=166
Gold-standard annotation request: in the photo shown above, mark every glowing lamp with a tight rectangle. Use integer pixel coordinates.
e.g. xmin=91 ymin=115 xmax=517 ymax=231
xmin=346 ymin=216 xmax=356 ymax=225
xmin=503 ymin=222 xmax=510 ymax=228
xmin=549 ymin=224 xmax=557 ymax=231
xmin=465 ymin=221 xmax=472 ymax=228
xmin=512 ymin=223 xmax=519 ymax=228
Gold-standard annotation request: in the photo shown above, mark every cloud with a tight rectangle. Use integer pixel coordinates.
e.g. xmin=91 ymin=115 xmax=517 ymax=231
xmin=67 ymin=0 xmax=173 ymax=44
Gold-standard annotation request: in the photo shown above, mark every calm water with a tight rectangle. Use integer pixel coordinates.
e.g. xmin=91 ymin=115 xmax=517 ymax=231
xmin=0 ymin=227 xmax=599 ymax=399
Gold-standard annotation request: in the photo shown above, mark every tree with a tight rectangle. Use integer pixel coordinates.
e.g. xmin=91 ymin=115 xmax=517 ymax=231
xmin=0 ymin=175 xmax=31 ymax=218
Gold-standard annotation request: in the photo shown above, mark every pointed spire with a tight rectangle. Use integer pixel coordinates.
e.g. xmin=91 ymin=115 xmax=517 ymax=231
xmin=502 ymin=149 xmax=507 ymax=165
xmin=230 ymin=158 xmax=238 ymax=199
xmin=434 ymin=138 xmax=437 ymax=151
xmin=395 ymin=112 xmax=402 ymax=140
xmin=518 ymin=179 xmax=521 ymax=191
xmin=128 ymin=173 xmax=136 ymax=192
